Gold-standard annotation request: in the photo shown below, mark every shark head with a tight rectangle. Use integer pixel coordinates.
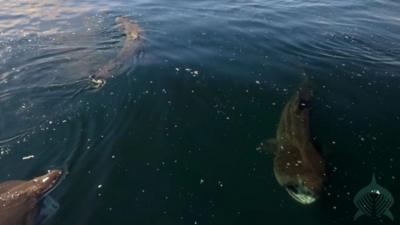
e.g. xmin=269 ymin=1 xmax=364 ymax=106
xmin=0 ymin=170 xmax=63 ymax=225
xmin=283 ymin=174 xmax=323 ymax=205
xmin=0 ymin=170 xmax=62 ymax=201
xmin=115 ymin=16 xmax=141 ymax=40
xmin=26 ymin=170 xmax=63 ymax=198
xmin=274 ymin=147 xmax=326 ymax=205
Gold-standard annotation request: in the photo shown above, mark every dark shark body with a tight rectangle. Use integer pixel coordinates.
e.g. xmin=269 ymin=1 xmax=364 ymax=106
xmin=0 ymin=170 xmax=62 ymax=225
xmin=90 ymin=16 xmax=142 ymax=88
xmin=264 ymin=81 xmax=326 ymax=204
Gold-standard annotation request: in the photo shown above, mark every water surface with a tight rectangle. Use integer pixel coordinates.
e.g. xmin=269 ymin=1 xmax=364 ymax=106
xmin=0 ymin=0 xmax=400 ymax=224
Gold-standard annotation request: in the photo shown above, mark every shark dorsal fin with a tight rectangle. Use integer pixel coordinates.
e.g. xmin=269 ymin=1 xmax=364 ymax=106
xmin=370 ymin=173 xmax=377 ymax=185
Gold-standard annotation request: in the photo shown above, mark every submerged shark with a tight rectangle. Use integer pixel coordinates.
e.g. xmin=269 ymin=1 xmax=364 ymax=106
xmin=0 ymin=170 xmax=62 ymax=225
xmin=261 ymin=80 xmax=326 ymax=204
xmin=90 ymin=16 xmax=142 ymax=88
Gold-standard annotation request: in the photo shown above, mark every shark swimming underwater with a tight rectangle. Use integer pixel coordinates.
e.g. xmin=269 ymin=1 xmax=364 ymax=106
xmin=261 ymin=80 xmax=326 ymax=204
xmin=90 ymin=16 xmax=142 ymax=88
xmin=0 ymin=170 xmax=62 ymax=225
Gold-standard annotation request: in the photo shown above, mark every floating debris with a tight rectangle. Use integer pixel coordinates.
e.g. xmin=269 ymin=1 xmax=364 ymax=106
xmin=22 ymin=155 xmax=35 ymax=160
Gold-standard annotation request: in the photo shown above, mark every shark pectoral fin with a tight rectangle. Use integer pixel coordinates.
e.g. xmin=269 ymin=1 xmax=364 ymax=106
xmin=353 ymin=210 xmax=363 ymax=221
xmin=384 ymin=210 xmax=394 ymax=221
xmin=37 ymin=196 xmax=60 ymax=225
xmin=257 ymin=138 xmax=277 ymax=155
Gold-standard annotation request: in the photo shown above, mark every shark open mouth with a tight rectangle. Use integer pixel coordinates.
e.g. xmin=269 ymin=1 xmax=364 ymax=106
xmin=286 ymin=185 xmax=316 ymax=204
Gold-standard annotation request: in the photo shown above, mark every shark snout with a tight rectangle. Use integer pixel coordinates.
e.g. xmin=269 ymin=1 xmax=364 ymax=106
xmin=30 ymin=170 xmax=63 ymax=197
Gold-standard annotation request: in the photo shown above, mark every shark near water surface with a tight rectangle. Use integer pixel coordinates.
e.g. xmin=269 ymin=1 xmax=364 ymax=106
xmin=262 ymin=80 xmax=326 ymax=204
xmin=90 ymin=16 xmax=142 ymax=88
xmin=0 ymin=170 xmax=62 ymax=225
xmin=0 ymin=16 xmax=140 ymax=225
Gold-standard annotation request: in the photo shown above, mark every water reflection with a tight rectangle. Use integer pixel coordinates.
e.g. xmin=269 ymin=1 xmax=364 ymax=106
xmin=0 ymin=0 xmax=114 ymax=37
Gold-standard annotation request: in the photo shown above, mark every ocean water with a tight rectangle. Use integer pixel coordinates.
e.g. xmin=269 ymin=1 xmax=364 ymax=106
xmin=0 ymin=0 xmax=399 ymax=224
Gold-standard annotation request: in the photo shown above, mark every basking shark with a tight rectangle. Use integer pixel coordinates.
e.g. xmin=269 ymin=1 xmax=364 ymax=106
xmin=0 ymin=170 xmax=62 ymax=225
xmin=90 ymin=16 xmax=142 ymax=88
xmin=261 ymin=80 xmax=326 ymax=204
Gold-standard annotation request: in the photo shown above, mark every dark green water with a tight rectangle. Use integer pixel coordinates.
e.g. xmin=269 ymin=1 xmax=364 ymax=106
xmin=0 ymin=0 xmax=400 ymax=224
